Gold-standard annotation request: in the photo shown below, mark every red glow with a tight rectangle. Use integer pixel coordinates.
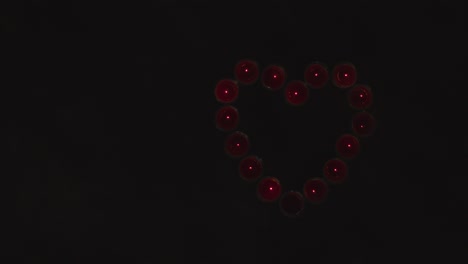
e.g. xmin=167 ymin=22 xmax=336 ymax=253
xmin=285 ymin=81 xmax=309 ymax=106
xmin=215 ymin=79 xmax=239 ymax=103
xmin=323 ymin=158 xmax=348 ymax=184
xmin=257 ymin=177 xmax=282 ymax=202
xmin=304 ymin=63 xmax=329 ymax=89
xmin=215 ymin=105 xmax=239 ymax=131
xmin=336 ymin=134 xmax=360 ymax=159
xmin=352 ymin=111 xmax=376 ymax=137
xmin=262 ymin=65 xmax=286 ymax=91
xmin=239 ymin=155 xmax=263 ymax=181
xmin=332 ymin=63 xmax=357 ymax=88
xmin=225 ymin=131 xmax=250 ymax=158
xmin=303 ymin=178 xmax=328 ymax=204
xmin=234 ymin=59 xmax=259 ymax=85
xmin=348 ymin=85 xmax=373 ymax=109
xmin=215 ymin=60 xmax=374 ymax=216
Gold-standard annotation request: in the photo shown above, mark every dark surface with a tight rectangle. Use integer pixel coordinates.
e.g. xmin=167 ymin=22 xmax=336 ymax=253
xmin=3 ymin=0 xmax=466 ymax=263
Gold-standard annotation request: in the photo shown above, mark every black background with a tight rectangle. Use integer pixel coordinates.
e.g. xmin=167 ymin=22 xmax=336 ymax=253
xmin=3 ymin=0 xmax=466 ymax=263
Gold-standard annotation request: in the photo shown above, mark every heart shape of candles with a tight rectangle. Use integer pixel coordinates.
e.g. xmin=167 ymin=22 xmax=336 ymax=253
xmin=215 ymin=59 xmax=375 ymax=218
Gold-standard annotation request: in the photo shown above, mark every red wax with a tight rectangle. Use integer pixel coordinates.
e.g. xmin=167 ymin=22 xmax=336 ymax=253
xmin=285 ymin=81 xmax=309 ymax=106
xmin=257 ymin=177 xmax=282 ymax=202
xmin=335 ymin=134 xmax=360 ymax=159
xmin=323 ymin=158 xmax=348 ymax=184
xmin=214 ymin=79 xmax=239 ymax=103
xmin=303 ymin=178 xmax=328 ymax=204
xmin=239 ymin=155 xmax=263 ymax=181
xmin=348 ymin=85 xmax=373 ymax=109
xmin=304 ymin=63 xmax=329 ymax=89
xmin=332 ymin=63 xmax=357 ymax=89
xmin=262 ymin=65 xmax=286 ymax=91
xmin=215 ymin=105 xmax=239 ymax=131
xmin=352 ymin=111 xmax=376 ymax=137
xmin=225 ymin=131 xmax=250 ymax=158
xmin=280 ymin=191 xmax=305 ymax=217
xmin=234 ymin=59 xmax=259 ymax=85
